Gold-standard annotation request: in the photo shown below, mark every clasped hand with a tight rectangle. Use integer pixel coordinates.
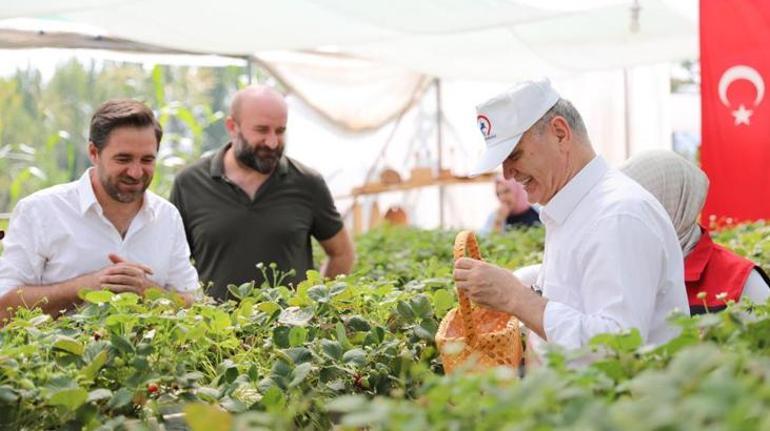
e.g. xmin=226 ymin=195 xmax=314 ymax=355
xmin=94 ymin=253 xmax=157 ymax=295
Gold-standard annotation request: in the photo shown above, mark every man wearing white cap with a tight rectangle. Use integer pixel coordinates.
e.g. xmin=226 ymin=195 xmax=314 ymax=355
xmin=454 ymin=79 xmax=689 ymax=353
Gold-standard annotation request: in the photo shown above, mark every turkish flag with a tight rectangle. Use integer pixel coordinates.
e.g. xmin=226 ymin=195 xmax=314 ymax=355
xmin=700 ymin=0 xmax=770 ymax=223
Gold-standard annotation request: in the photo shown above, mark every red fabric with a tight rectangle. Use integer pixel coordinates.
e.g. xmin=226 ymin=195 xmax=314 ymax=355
xmin=700 ymin=0 xmax=770 ymax=222
xmin=685 ymin=228 xmax=754 ymax=307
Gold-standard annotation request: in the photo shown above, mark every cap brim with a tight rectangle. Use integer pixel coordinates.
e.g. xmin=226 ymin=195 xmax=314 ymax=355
xmin=469 ymin=134 xmax=522 ymax=176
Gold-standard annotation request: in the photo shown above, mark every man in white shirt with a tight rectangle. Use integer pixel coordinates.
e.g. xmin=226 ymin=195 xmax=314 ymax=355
xmin=0 ymin=99 xmax=199 ymax=321
xmin=454 ymin=79 xmax=689 ymax=353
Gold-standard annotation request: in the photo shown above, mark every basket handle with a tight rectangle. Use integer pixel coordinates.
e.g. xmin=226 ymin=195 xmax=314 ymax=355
xmin=453 ymin=230 xmax=481 ymax=345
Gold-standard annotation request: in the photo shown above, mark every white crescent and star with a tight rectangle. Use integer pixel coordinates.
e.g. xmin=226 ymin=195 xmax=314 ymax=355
xmin=717 ymin=65 xmax=765 ymax=126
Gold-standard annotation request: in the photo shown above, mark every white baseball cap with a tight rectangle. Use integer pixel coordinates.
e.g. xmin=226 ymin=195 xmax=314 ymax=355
xmin=471 ymin=78 xmax=560 ymax=176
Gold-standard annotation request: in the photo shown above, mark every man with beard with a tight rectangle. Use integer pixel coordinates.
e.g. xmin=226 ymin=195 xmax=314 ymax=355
xmin=170 ymin=86 xmax=354 ymax=301
xmin=0 ymin=99 xmax=199 ymax=321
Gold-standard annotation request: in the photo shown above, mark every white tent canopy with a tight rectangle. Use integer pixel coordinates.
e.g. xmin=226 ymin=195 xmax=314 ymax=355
xmin=0 ymin=1 xmax=700 ymax=229
xmin=0 ymin=0 xmax=697 ymax=79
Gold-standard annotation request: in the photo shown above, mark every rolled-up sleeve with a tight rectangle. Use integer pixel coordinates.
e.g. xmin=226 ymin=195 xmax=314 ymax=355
xmin=0 ymin=200 xmax=46 ymax=295
xmin=543 ymin=214 xmax=666 ymax=349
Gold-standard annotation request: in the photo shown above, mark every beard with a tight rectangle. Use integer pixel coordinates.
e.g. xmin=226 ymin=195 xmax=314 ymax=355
xmin=100 ymin=171 xmax=151 ymax=204
xmin=233 ymin=132 xmax=284 ymax=174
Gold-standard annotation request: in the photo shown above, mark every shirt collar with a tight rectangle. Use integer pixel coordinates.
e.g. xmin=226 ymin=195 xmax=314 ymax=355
xmin=210 ymin=142 xmax=289 ymax=179
xmin=77 ymin=167 xmax=157 ymax=220
xmin=540 ymin=155 xmax=608 ymax=226
xmin=683 ymin=226 xmax=713 ymax=282
xmin=77 ymin=168 xmax=98 ymax=215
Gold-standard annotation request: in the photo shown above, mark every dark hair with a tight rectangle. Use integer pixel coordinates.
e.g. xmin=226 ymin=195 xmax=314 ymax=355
xmin=88 ymin=99 xmax=162 ymax=151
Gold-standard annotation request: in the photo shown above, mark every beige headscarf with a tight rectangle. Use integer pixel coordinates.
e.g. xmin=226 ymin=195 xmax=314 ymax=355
xmin=619 ymin=150 xmax=709 ymax=255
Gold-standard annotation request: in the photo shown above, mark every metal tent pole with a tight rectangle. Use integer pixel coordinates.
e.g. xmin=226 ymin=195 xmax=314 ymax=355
xmin=435 ymin=78 xmax=445 ymax=228
xmin=623 ymin=68 xmax=632 ymax=159
xmin=245 ymin=56 xmax=254 ymax=84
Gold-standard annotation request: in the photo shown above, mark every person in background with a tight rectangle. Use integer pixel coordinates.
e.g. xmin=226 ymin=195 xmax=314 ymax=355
xmin=170 ymin=85 xmax=355 ymax=301
xmin=0 ymin=100 xmax=199 ymax=322
xmin=453 ymin=78 xmax=688 ymax=355
xmin=620 ymin=150 xmax=770 ymax=314
xmin=480 ymin=176 xmax=540 ymax=234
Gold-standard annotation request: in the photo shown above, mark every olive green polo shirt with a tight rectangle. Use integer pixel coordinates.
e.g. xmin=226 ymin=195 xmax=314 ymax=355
xmin=170 ymin=143 xmax=343 ymax=301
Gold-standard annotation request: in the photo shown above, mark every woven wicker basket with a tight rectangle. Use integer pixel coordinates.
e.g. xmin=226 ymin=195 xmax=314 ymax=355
xmin=435 ymin=231 xmax=522 ymax=373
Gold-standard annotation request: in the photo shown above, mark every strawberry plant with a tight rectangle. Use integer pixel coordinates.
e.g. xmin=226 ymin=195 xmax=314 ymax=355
xmin=0 ymin=223 xmax=769 ymax=430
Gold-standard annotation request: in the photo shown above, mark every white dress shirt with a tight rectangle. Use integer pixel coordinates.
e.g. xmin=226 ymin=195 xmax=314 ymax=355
xmin=743 ymin=269 xmax=770 ymax=304
xmin=0 ymin=169 xmax=199 ymax=295
xmin=531 ymin=156 xmax=689 ymax=351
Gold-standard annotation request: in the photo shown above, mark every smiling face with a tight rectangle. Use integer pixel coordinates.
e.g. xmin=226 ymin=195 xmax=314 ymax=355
xmin=501 ymin=117 xmax=572 ymax=205
xmin=226 ymin=87 xmax=288 ymax=175
xmin=89 ymin=126 xmax=157 ymax=204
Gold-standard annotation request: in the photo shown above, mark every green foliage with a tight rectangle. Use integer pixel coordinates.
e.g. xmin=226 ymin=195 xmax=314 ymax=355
xmin=2 ymin=219 xmax=770 ymax=429
xmin=0 ymin=60 xmax=247 ymax=212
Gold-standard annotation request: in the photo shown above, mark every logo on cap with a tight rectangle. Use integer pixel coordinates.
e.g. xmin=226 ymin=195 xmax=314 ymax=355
xmin=477 ymin=114 xmax=493 ymax=139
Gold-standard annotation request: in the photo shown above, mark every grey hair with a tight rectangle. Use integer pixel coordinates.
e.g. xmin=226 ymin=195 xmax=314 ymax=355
xmin=533 ymin=98 xmax=588 ymax=139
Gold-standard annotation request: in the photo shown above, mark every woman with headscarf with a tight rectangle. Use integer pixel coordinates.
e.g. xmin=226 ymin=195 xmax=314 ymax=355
xmin=620 ymin=150 xmax=770 ymax=314
xmin=481 ymin=176 xmax=540 ymax=234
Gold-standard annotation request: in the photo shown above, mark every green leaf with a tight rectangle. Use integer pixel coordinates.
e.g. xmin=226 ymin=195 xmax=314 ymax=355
xmin=80 ymin=349 xmax=108 ymax=382
xmin=175 ymin=107 xmax=203 ymax=138
xmin=336 ymin=322 xmax=352 ymax=349
xmin=273 ymin=326 xmax=290 ymax=349
xmin=414 ymin=319 xmax=438 ymax=340
xmin=110 ymin=333 xmax=135 ymax=355
xmin=108 ymin=388 xmax=134 ymax=410
xmin=278 ymin=306 xmax=314 ymax=326
xmin=261 ymin=386 xmax=285 ymax=410
xmin=329 ymin=281 xmax=349 ymax=297
xmin=308 ymin=285 xmax=331 ymax=303
xmin=111 ymin=292 xmax=140 ymax=307
xmin=220 ymin=397 xmax=247 ymax=413
xmin=53 ymin=336 xmax=84 ymax=357
xmin=151 ymin=65 xmax=166 ymax=106
xmin=257 ymin=301 xmax=281 ymax=316
xmin=590 ymin=328 xmax=643 ymax=353
xmin=283 ymin=347 xmax=313 ymax=364
xmin=9 ymin=168 xmax=32 ymax=203
xmin=396 ymin=301 xmax=416 ymax=322
xmin=617 ymin=328 xmax=643 ymax=351
xmin=288 ymin=326 xmax=307 ymax=347
xmin=0 ymin=386 xmax=19 ymax=403
xmin=321 ymin=339 xmax=343 ymax=361
xmin=227 ymin=281 xmax=255 ymax=300
xmin=28 ymin=314 xmax=51 ymax=327
xmin=184 ymin=403 xmax=233 ymax=431
xmin=104 ymin=314 xmax=134 ymax=327
xmin=342 ymin=348 xmax=367 ymax=367
xmin=432 ymin=289 xmax=455 ymax=317
xmin=410 ymin=294 xmax=433 ymax=319
xmin=83 ymin=290 xmax=114 ymax=304
xmin=208 ymin=309 xmax=232 ymax=333
xmin=49 ymin=388 xmax=88 ymax=411
xmin=289 ymin=363 xmax=313 ymax=388
xmin=347 ymin=315 xmax=371 ymax=332
xmin=86 ymin=388 xmax=113 ymax=403
xmin=363 ymin=326 xmax=387 ymax=346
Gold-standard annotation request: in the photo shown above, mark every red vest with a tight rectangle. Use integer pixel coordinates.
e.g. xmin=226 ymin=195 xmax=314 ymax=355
xmin=685 ymin=227 xmax=754 ymax=313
